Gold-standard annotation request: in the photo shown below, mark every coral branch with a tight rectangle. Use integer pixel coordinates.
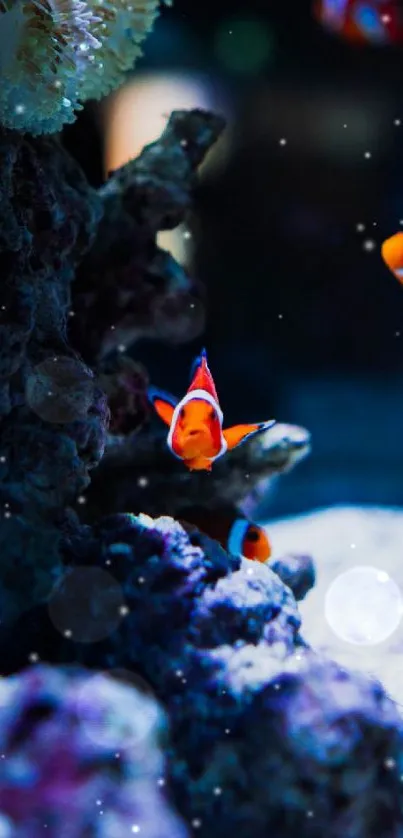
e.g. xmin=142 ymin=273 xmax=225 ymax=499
xmin=70 ymin=109 xmax=225 ymax=363
xmin=82 ymin=421 xmax=311 ymax=520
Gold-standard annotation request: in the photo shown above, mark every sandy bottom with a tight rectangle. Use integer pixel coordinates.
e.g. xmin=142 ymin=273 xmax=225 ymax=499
xmin=266 ymin=505 xmax=403 ymax=708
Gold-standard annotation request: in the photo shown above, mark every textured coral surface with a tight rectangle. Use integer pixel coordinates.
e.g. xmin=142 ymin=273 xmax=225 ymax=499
xmin=0 ymin=107 xmax=402 ymax=838
xmin=0 ymin=0 xmax=167 ymax=134
xmin=0 ymin=663 xmax=187 ymax=837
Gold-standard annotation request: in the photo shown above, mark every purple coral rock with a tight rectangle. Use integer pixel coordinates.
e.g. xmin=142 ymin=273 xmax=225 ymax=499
xmin=56 ymin=513 xmax=403 ymax=838
xmin=271 ymin=553 xmax=316 ymax=601
xmin=0 ymin=664 xmax=187 ymax=838
xmin=192 ymin=556 xmax=301 ymax=648
xmin=169 ymin=645 xmax=403 ymax=838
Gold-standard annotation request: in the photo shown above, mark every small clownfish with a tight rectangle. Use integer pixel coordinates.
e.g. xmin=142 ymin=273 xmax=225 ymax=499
xmin=381 ymin=232 xmax=403 ymax=284
xmin=148 ymin=349 xmax=275 ymax=472
xmin=178 ymin=505 xmax=272 ymax=563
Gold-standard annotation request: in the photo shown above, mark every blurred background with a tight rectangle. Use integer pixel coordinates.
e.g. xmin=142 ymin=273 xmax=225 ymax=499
xmin=64 ymin=0 xmax=403 ymax=519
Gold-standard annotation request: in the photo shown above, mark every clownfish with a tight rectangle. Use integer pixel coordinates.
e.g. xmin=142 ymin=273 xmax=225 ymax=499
xmin=148 ymin=349 xmax=275 ymax=472
xmin=178 ymin=505 xmax=272 ymax=563
xmin=381 ymin=232 xmax=403 ymax=284
xmin=315 ymin=0 xmax=403 ymax=46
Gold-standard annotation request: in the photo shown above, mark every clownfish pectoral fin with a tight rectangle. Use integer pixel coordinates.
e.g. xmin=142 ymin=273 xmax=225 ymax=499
xmin=223 ymin=420 xmax=276 ymax=451
xmin=148 ymin=386 xmax=178 ymax=427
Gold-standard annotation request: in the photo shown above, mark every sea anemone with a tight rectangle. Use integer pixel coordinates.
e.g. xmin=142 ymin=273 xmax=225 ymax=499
xmin=0 ymin=0 xmax=168 ymax=134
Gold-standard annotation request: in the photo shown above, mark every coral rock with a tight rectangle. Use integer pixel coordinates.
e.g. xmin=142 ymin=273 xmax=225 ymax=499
xmin=0 ymin=663 xmax=187 ymax=838
xmin=82 ymin=421 xmax=311 ymax=521
xmin=25 ymin=355 xmax=97 ymax=424
xmin=271 ymin=553 xmax=316 ymax=601
xmin=50 ymin=514 xmax=403 ymax=838
xmin=71 ymin=110 xmax=225 ymax=363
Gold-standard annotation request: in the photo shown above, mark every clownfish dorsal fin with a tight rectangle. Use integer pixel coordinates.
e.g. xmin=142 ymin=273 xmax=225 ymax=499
xmin=187 ymin=348 xmax=219 ymax=403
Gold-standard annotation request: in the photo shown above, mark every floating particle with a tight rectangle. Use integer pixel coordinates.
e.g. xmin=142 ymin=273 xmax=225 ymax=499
xmin=363 ymin=239 xmax=376 ymax=251
xmin=47 ymin=566 xmax=126 ymax=643
xmin=356 ymin=223 xmax=365 ymax=232
xmin=279 ymin=138 xmax=287 ymax=146
xmin=364 ymin=151 xmax=372 ymax=158
xmin=385 ymin=758 xmax=396 ymax=769
xmin=325 ymin=565 xmax=403 ymax=645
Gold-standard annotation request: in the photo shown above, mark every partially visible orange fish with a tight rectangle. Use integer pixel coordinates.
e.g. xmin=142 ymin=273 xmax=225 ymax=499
xmin=381 ymin=232 xmax=403 ymax=283
xmin=148 ymin=349 xmax=275 ymax=472
xmin=179 ymin=505 xmax=272 ymax=563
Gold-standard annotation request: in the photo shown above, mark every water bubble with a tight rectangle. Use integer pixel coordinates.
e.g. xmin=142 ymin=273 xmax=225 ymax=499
xmin=325 ymin=566 xmax=403 ymax=645
xmin=74 ymin=668 xmax=159 ymax=753
xmin=25 ymin=356 xmax=95 ymax=424
xmin=47 ymin=566 xmax=126 ymax=643
xmin=0 ymin=814 xmax=13 ymax=838
xmin=153 ymin=293 xmax=205 ymax=345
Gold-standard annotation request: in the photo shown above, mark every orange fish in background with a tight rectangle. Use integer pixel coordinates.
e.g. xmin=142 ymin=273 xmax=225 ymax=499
xmin=381 ymin=232 xmax=403 ymax=284
xmin=148 ymin=349 xmax=276 ymax=472
xmin=179 ymin=505 xmax=272 ymax=563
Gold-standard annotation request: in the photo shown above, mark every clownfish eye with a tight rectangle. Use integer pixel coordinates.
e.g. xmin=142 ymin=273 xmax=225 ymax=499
xmin=245 ymin=529 xmax=260 ymax=543
xmin=179 ymin=407 xmax=186 ymax=419
xmin=210 ymin=408 xmax=217 ymax=420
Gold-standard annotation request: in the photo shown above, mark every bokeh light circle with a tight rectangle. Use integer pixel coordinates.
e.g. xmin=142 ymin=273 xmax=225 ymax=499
xmin=25 ymin=355 xmax=95 ymax=424
xmin=214 ymin=17 xmax=274 ymax=75
xmin=73 ymin=667 xmax=161 ymax=754
xmin=324 ymin=565 xmax=403 ymax=645
xmin=47 ymin=566 xmax=127 ymax=643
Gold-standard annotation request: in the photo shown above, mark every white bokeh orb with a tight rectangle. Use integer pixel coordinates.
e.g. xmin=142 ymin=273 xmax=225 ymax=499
xmin=324 ymin=565 xmax=403 ymax=645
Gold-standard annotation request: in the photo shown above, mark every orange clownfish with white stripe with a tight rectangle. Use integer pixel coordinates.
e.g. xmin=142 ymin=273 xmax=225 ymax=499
xmin=178 ymin=505 xmax=272 ymax=563
xmin=148 ymin=348 xmax=276 ymax=472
